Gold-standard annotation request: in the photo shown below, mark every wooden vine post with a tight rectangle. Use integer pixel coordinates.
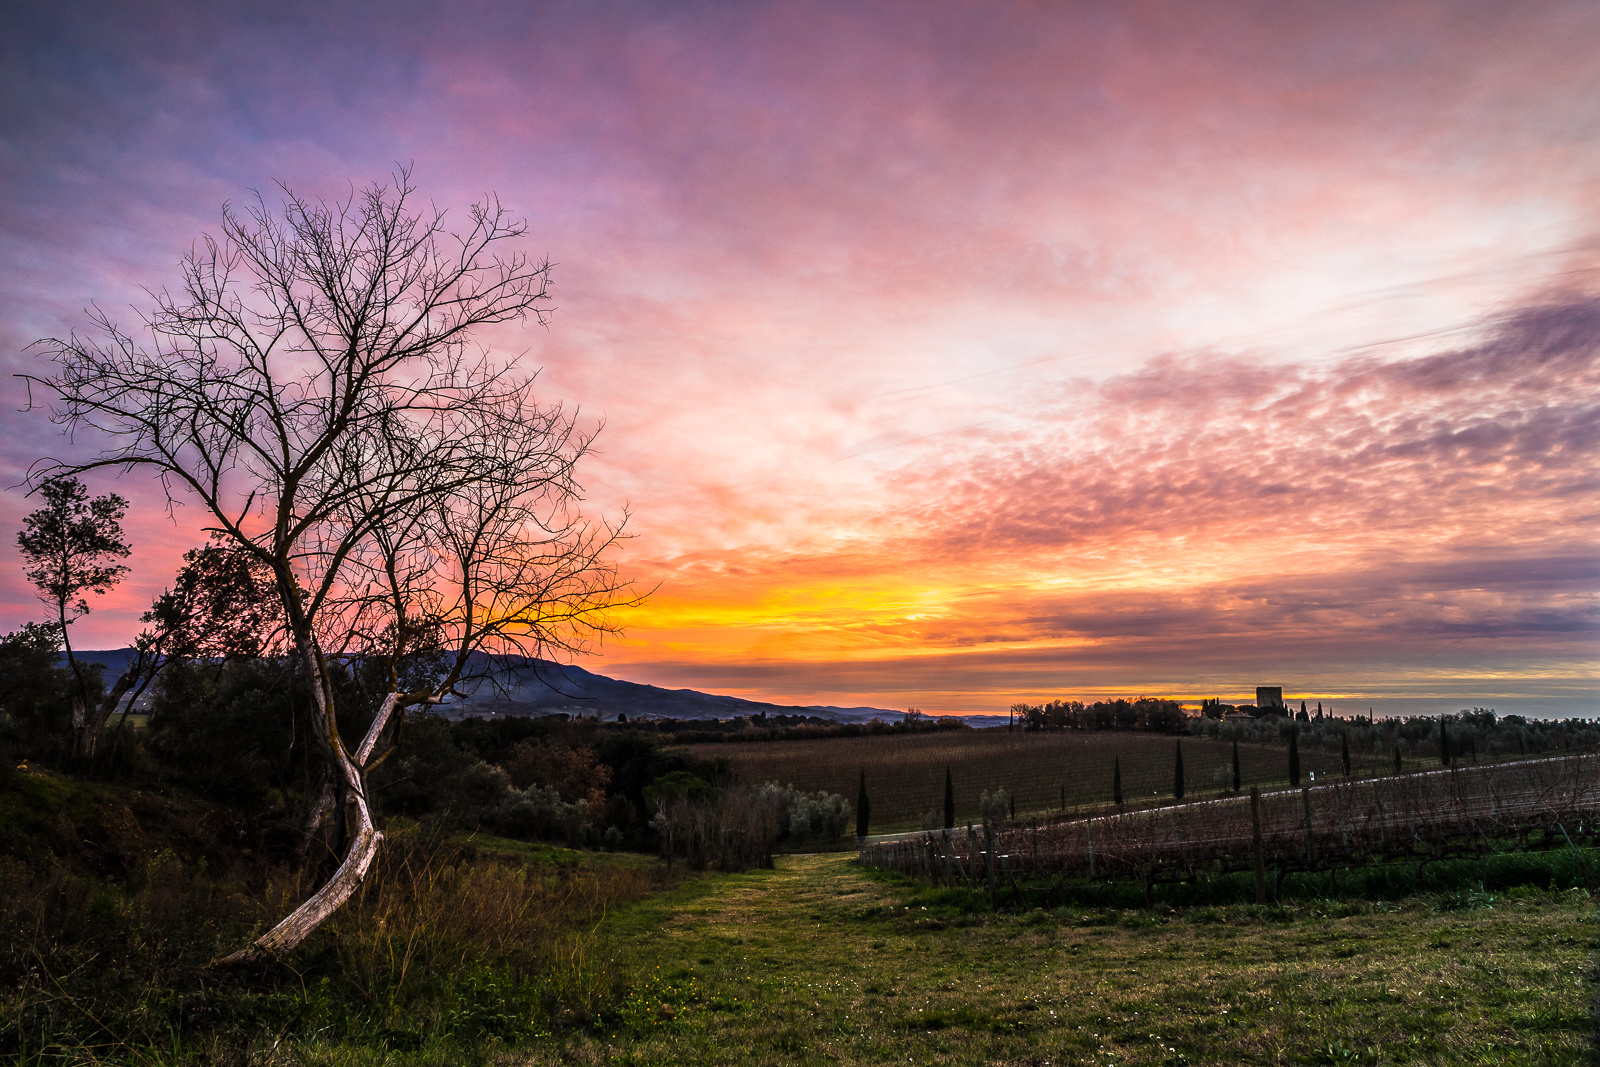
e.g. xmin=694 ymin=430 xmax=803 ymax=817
xmin=1251 ymin=786 xmax=1266 ymax=905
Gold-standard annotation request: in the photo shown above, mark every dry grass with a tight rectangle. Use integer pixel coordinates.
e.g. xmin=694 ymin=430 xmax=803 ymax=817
xmin=0 ymin=811 xmax=673 ymax=1064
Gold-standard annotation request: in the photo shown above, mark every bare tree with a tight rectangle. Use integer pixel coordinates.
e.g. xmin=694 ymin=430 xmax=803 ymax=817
xmin=23 ymin=170 xmax=632 ymax=964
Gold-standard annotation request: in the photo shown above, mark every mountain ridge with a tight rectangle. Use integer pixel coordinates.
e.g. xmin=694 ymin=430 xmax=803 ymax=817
xmin=68 ymin=649 xmax=942 ymax=725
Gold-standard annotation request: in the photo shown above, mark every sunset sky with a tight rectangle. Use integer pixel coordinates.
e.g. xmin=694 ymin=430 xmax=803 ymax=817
xmin=2 ymin=1 xmax=1597 ymax=717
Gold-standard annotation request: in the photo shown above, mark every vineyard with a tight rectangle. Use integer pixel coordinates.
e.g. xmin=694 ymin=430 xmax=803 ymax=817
xmin=684 ymin=729 xmax=1393 ymax=830
xmin=860 ymin=753 xmax=1600 ymax=900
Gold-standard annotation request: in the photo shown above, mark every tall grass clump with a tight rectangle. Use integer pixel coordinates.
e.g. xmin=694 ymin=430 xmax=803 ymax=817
xmin=0 ymin=816 xmax=670 ymax=1063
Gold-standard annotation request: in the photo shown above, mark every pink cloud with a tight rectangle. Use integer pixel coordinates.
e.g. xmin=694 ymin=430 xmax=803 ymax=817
xmin=3 ymin=1 xmax=1598 ymax=717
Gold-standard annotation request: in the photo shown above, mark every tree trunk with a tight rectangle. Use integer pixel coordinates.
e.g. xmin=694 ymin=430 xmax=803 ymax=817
xmin=75 ymin=654 xmax=152 ymax=761
xmin=214 ymin=647 xmax=402 ymax=966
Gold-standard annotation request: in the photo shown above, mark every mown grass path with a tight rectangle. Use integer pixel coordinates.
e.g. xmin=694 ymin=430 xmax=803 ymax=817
xmin=567 ymin=854 xmax=1595 ymax=1067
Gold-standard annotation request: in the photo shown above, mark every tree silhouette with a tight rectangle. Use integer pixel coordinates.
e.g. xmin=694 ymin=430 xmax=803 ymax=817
xmin=26 ymin=172 xmax=633 ymax=965
xmin=1231 ymin=739 xmax=1241 ymax=793
xmin=943 ymin=765 xmax=955 ymax=829
xmin=1173 ymin=740 xmax=1184 ymax=801
xmin=1112 ymin=756 xmax=1123 ymax=807
xmin=1288 ymin=725 xmax=1301 ymax=787
xmin=16 ymin=476 xmax=130 ymax=758
xmin=856 ymin=770 xmax=871 ymax=839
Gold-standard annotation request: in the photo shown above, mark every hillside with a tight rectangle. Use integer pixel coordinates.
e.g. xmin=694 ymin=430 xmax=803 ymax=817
xmin=71 ymin=650 xmax=941 ymax=724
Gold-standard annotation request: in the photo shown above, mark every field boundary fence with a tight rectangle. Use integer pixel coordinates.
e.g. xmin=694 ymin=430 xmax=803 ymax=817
xmin=858 ymin=754 xmax=1600 ymax=899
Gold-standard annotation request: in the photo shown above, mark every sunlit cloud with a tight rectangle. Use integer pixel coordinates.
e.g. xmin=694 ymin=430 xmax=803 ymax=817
xmin=2 ymin=0 xmax=1597 ymax=716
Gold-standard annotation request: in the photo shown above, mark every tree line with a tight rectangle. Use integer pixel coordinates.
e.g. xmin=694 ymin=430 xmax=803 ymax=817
xmin=1008 ymin=697 xmax=1189 ymax=733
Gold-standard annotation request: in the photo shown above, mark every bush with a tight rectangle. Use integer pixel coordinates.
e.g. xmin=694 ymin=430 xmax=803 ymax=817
xmin=491 ymin=784 xmax=590 ymax=846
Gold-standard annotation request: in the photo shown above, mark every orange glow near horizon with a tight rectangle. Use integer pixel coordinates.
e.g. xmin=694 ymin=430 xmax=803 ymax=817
xmin=1 ymin=2 xmax=1597 ymax=719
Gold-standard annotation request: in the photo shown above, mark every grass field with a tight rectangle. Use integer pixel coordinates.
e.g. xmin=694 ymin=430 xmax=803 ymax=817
xmin=456 ymin=853 xmax=1596 ymax=1067
xmin=10 ymin=764 xmax=1596 ymax=1065
xmin=683 ymin=730 xmax=1394 ymax=832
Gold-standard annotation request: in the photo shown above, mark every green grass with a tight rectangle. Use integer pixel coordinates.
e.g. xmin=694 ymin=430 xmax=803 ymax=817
xmin=8 ymin=767 xmax=1596 ymax=1065
xmin=545 ymin=854 xmax=1595 ymax=1066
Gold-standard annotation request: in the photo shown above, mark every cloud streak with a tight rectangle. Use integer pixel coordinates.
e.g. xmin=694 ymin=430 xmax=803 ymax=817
xmin=1 ymin=0 xmax=1597 ymax=716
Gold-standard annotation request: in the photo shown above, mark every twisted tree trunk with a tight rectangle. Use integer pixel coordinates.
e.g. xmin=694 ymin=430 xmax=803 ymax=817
xmin=214 ymin=655 xmax=400 ymax=966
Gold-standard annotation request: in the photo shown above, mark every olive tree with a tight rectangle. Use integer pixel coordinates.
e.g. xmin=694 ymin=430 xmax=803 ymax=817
xmin=24 ymin=171 xmax=630 ymax=964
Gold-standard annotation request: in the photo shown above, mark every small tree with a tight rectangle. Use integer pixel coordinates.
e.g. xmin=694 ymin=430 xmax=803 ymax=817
xmin=0 ymin=623 xmax=72 ymax=758
xmin=1394 ymin=739 xmax=1403 ymax=775
xmin=1112 ymin=756 xmax=1123 ymax=807
xmin=1173 ymin=740 xmax=1184 ymax=801
xmin=856 ymin=770 xmax=870 ymax=839
xmin=943 ymin=765 xmax=955 ymax=829
xmin=17 ymin=476 xmax=131 ymax=759
xmin=1288 ymin=725 xmax=1301 ymax=787
xmin=104 ymin=538 xmax=285 ymax=761
xmin=1439 ymin=719 xmax=1451 ymax=768
xmin=1231 ymin=739 xmax=1241 ymax=792
xmin=1340 ymin=732 xmax=1351 ymax=778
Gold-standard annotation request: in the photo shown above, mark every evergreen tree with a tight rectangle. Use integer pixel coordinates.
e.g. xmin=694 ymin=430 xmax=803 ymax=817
xmin=1009 ymin=792 xmax=1016 ymax=821
xmin=17 ymin=476 xmax=131 ymax=759
xmin=1439 ymin=719 xmax=1451 ymax=768
xmin=1340 ymin=732 xmax=1351 ymax=778
xmin=1231 ymin=739 xmax=1241 ymax=792
xmin=1288 ymin=725 xmax=1301 ymax=787
xmin=856 ymin=769 xmax=870 ymax=839
xmin=943 ymin=765 xmax=955 ymax=829
xmin=1173 ymin=740 xmax=1185 ymax=800
xmin=1112 ymin=756 xmax=1123 ymax=806
xmin=1394 ymin=739 xmax=1403 ymax=775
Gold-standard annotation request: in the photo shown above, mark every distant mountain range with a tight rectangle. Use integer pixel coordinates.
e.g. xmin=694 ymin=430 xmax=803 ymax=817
xmin=69 ymin=650 xmax=1001 ymax=726
xmin=444 ymin=658 xmax=917 ymax=724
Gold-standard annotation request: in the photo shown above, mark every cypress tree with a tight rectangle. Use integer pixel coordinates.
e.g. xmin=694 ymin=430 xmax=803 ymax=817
xmin=1231 ymin=740 xmax=1241 ymax=793
xmin=1173 ymin=740 xmax=1185 ymax=800
xmin=1340 ymin=732 xmax=1351 ymax=778
xmin=1439 ymin=719 xmax=1451 ymax=767
xmin=1009 ymin=792 xmax=1016 ymax=821
xmin=1394 ymin=739 xmax=1402 ymax=775
xmin=1059 ymin=784 xmax=1066 ymax=812
xmin=856 ymin=770 xmax=870 ymax=839
xmin=1288 ymin=725 xmax=1301 ymax=787
xmin=1112 ymin=756 xmax=1123 ymax=807
xmin=943 ymin=765 xmax=955 ymax=829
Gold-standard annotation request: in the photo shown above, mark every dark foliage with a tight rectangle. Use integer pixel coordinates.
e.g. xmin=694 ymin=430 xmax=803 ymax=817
xmin=856 ymin=770 xmax=870 ymax=839
xmin=1011 ymin=697 xmax=1188 ymax=733
xmin=1288 ymin=726 xmax=1301 ymax=787
xmin=0 ymin=623 xmax=77 ymax=763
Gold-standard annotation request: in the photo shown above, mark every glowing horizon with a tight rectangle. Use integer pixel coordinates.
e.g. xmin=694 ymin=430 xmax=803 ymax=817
xmin=2 ymin=2 xmax=1596 ymax=718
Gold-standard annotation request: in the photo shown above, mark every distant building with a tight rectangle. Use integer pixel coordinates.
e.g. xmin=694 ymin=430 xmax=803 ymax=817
xmin=1256 ymin=686 xmax=1284 ymax=710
